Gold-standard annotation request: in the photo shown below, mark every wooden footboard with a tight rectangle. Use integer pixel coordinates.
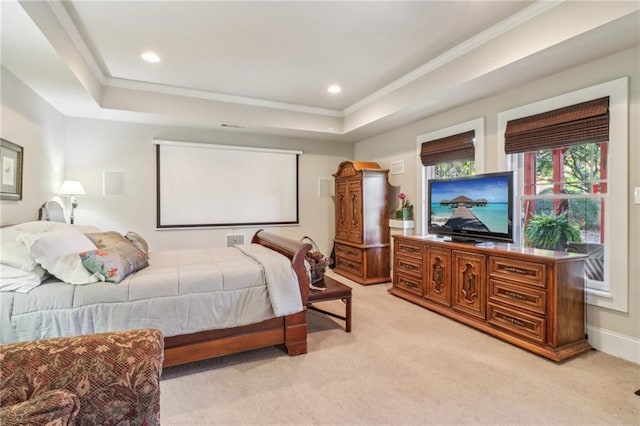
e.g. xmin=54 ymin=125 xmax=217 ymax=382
xmin=251 ymin=229 xmax=312 ymax=305
xmin=163 ymin=230 xmax=311 ymax=367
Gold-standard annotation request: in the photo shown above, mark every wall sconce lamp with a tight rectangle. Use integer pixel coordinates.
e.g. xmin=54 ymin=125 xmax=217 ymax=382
xmin=58 ymin=180 xmax=86 ymax=224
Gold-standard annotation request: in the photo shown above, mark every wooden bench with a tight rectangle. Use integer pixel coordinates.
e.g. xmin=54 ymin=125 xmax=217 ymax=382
xmin=307 ymin=275 xmax=352 ymax=332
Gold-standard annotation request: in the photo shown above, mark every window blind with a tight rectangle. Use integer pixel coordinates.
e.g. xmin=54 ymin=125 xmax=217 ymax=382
xmin=504 ymin=97 xmax=609 ymax=154
xmin=420 ymin=130 xmax=475 ymax=166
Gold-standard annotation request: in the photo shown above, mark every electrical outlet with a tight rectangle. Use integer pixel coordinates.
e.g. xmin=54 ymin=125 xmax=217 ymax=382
xmin=226 ymin=234 xmax=245 ymax=247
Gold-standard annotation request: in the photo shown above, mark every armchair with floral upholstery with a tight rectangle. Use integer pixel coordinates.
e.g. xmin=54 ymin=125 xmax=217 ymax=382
xmin=0 ymin=328 xmax=163 ymax=425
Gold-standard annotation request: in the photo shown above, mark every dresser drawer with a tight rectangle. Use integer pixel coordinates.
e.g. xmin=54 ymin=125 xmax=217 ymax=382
xmin=395 ymin=255 xmax=422 ymax=277
xmin=335 ymin=243 xmax=362 ymax=262
xmin=395 ymin=272 xmax=422 ymax=296
xmin=336 ymin=256 xmax=363 ymax=276
xmin=489 ymin=257 xmax=546 ymax=288
xmin=395 ymin=240 xmax=422 ymax=260
xmin=489 ymin=279 xmax=546 ymax=315
xmin=488 ymin=303 xmax=546 ymax=344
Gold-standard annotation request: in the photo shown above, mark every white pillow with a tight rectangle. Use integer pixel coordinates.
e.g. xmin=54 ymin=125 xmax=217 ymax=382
xmin=8 ymin=221 xmax=63 ymax=234
xmin=0 ymin=228 xmax=38 ymax=271
xmin=0 ymin=264 xmax=46 ymax=293
xmin=19 ymin=229 xmax=101 ymax=285
xmin=0 ymin=222 xmax=101 ymax=272
xmin=9 ymin=221 xmax=100 ymax=234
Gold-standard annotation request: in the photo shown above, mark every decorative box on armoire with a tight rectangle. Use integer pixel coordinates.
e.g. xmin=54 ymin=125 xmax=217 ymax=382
xmin=333 ymin=161 xmax=390 ymax=285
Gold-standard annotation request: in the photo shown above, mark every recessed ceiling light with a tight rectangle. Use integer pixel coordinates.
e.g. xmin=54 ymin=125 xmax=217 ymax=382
xmin=327 ymin=84 xmax=342 ymax=94
xmin=141 ymin=51 xmax=161 ymax=63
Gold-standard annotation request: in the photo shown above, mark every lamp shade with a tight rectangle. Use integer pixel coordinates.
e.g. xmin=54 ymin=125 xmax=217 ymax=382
xmin=58 ymin=180 xmax=86 ymax=196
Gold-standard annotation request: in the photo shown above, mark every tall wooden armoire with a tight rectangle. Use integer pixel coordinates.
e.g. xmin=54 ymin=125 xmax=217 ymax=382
xmin=333 ymin=161 xmax=390 ymax=285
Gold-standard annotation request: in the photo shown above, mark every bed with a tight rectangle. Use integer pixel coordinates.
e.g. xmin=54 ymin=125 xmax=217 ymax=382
xmin=0 ymin=222 xmax=312 ymax=367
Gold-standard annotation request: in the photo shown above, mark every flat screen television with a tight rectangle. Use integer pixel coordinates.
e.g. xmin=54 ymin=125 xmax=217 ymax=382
xmin=427 ymin=171 xmax=514 ymax=243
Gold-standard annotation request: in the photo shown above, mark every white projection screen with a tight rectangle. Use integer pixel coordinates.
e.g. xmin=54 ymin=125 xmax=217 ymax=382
xmin=155 ymin=140 xmax=300 ymax=228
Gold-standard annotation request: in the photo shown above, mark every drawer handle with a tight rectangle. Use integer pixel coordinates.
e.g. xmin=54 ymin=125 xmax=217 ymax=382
xmin=343 ymin=260 xmax=358 ymax=270
xmin=503 ymin=315 xmax=527 ymax=327
xmin=400 ymin=261 xmax=417 ymax=271
xmin=504 ymin=290 xmax=527 ymax=301
xmin=401 ymin=279 xmax=418 ymax=288
xmin=402 ymin=246 xmax=419 ymax=253
xmin=503 ymin=266 xmax=531 ymax=275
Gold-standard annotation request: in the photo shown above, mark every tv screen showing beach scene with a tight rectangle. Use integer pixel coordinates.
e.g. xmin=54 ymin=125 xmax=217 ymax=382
xmin=428 ymin=172 xmax=513 ymax=242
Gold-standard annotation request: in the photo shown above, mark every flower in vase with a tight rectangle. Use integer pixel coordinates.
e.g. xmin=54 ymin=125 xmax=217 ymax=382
xmin=396 ymin=192 xmax=413 ymax=220
xmin=397 ymin=192 xmax=412 ymax=208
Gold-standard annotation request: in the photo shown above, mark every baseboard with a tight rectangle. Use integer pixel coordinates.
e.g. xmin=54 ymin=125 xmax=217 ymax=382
xmin=586 ymin=325 xmax=640 ymax=364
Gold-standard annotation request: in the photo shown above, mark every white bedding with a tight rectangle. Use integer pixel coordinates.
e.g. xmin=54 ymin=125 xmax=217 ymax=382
xmin=0 ymin=244 xmax=302 ymax=344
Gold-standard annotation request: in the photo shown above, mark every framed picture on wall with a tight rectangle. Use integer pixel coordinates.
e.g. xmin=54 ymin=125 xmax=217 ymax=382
xmin=1 ymin=138 xmax=24 ymax=201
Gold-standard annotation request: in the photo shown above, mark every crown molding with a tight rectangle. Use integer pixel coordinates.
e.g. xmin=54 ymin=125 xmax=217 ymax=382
xmin=343 ymin=0 xmax=563 ymax=115
xmin=46 ymin=0 xmax=106 ymax=85
xmin=45 ymin=0 xmax=344 ymax=118
xmin=42 ymin=0 xmax=563 ymax=120
xmin=105 ymin=76 xmax=344 ymax=117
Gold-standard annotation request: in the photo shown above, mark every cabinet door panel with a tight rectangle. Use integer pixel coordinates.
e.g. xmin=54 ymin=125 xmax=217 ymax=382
xmin=347 ymin=180 xmax=363 ymax=243
xmin=335 ymin=181 xmax=348 ymax=240
xmin=452 ymin=251 xmax=486 ymax=320
xmin=424 ymin=247 xmax=452 ymax=307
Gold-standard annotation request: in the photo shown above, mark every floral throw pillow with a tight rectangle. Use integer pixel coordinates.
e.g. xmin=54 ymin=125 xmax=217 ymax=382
xmin=80 ymin=242 xmax=149 ymax=283
xmin=84 ymin=231 xmax=142 ymax=253
xmin=125 ymin=231 xmax=149 ymax=257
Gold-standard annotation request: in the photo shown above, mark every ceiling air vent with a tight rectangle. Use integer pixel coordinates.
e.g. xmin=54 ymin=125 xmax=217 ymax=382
xmin=220 ymin=123 xmax=248 ymax=129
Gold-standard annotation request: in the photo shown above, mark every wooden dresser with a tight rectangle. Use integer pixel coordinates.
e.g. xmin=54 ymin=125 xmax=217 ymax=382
xmin=391 ymin=235 xmax=591 ymax=361
xmin=333 ymin=161 xmax=390 ymax=285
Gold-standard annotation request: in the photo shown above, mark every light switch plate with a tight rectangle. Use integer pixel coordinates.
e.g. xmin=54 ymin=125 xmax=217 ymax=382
xmin=634 ymin=186 xmax=640 ymax=205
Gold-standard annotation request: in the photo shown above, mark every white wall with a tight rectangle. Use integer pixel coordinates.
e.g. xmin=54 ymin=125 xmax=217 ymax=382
xmin=354 ymin=46 xmax=640 ymax=362
xmin=62 ymin=117 xmax=351 ymax=255
xmin=0 ymin=67 xmax=65 ymax=225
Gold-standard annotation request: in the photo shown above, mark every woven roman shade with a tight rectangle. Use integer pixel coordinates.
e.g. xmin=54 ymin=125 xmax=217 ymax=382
xmin=420 ymin=130 xmax=475 ymax=166
xmin=505 ymin=97 xmax=609 ymax=154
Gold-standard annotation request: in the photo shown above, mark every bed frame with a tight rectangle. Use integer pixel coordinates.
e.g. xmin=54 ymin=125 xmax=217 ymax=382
xmin=162 ymin=230 xmax=312 ymax=367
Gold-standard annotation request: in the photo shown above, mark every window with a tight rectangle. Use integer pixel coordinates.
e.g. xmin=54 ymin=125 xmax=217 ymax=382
xmin=432 ymin=160 xmax=475 ymax=179
xmin=417 ymin=118 xmax=484 ymax=233
xmin=517 ymin=143 xmax=608 ymax=291
xmin=498 ymin=78 xmax=628 ymax=312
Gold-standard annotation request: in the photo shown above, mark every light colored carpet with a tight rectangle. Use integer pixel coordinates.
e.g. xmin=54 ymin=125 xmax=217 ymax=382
xmin=161 ymin=270 xmax=640 ymax=425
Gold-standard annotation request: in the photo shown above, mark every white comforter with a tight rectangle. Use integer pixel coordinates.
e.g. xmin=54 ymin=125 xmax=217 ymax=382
xmin=0 ymin=244 xmax=302 ymax=344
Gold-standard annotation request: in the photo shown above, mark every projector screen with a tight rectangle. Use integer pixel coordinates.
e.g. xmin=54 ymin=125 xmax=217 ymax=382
xmin=155 ymin=140 xmax=300 ymax=228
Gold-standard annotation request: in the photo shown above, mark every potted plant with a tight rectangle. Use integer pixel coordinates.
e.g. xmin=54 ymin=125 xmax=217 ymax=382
xmin=524 ymin=212 xmax=582 ymax=250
